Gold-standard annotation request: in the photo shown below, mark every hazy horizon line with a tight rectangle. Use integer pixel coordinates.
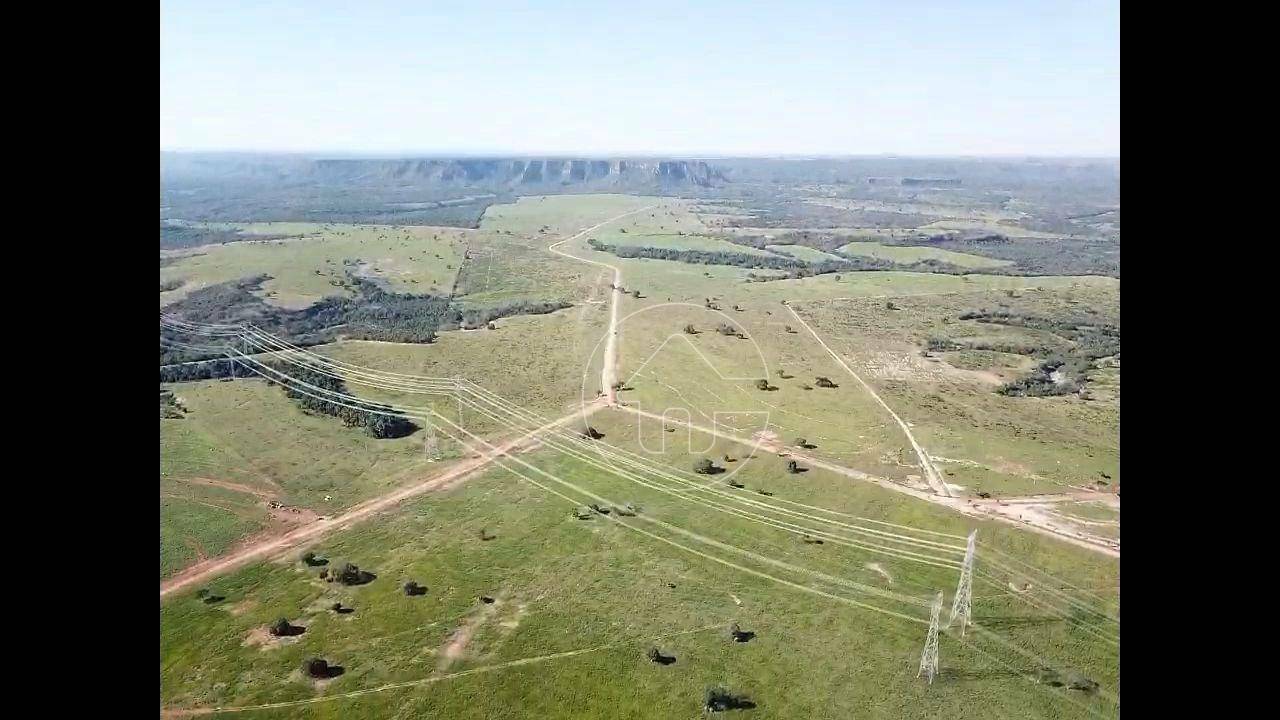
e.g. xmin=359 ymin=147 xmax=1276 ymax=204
xmin=161 ymin=148 xmax=1120 ymax=161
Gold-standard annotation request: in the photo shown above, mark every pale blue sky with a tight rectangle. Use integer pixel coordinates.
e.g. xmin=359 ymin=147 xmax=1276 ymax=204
xmin=160 ymin=1 xmax=1119 ymax=156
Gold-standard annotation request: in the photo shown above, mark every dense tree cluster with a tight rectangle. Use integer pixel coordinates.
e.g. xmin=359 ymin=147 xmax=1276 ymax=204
xmin=586 ymin=237 xmax=978 ymax=281
xmin=160 ymin=221 xmax=293 ymax=250
xmin=159 ymin=358 xmax=238 ymax=383
xmin=161 ymin=274 xmax=575 ymax=367
xmin=458 ymin=300 xmax=571 ymax=328
xmin=263 ymin=362 xmax=417 ymax=438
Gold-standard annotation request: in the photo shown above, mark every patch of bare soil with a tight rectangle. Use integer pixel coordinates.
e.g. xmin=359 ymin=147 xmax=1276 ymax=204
xmin=902 ymin=474 xmax=931 ymax=492
xmin=866 ymin=562 xmax=894 ymax=584
xmin=243 ymin=624 xmax=303 ymax=651
xmin=751 ymin=429 xmax=779 ymax=447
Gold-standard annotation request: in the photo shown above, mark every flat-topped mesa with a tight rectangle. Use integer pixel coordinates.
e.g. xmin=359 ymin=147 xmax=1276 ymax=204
xmin=162 ymin=154 xmax=727 ymax=189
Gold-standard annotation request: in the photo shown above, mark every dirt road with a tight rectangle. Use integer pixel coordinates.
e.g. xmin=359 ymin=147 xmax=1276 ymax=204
xmin=617 ymin=405 xmax=1117 ymax=557
xmin=160 ymin=402 xmax=604 ymax=600
xmin=782 ymin=302 xmax=952 ymax=498
xmin=547 ymin=204 xmax=657 ymax=405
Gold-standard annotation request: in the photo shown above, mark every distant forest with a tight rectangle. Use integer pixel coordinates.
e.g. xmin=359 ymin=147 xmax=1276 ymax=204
xmin=160 ymin=274 xmax=571 ymax=366
xmin=160 ymin=221 xmax=295 ymax=250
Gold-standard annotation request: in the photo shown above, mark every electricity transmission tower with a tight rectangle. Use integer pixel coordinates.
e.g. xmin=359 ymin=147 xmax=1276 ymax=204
xmin=947 ymin=530 xmax=976 ymax=636
xmin=918 ymin=591 xmax=943 ymax=684
xmin=424 ymin=420 xmax=442 ymax=461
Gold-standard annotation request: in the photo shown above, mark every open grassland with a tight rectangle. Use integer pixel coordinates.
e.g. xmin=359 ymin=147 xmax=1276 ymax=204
xmin=456 ymin=194 xmax=660 ymax=305
xmin=160 ymin=223 xmax=469 ymax=308
xmin=479 ymin=194 xmax=656 ymax=237
xmin=315 ymin=306 xmax=609 ymax=436
xmin=161 ymin=192 xmax=1118 ymax=717
xmin=587 ymin=201 xmax=780 ymax=258
xmin=837 ymin=241 xmax=1012 ymax=269
xmin=787 ymin=285 xmax=1119 ymax=495
xmin=161 ymin=480 xmax=269 ymax=578
xmin=765 ymin=244 xmax=846 ymax=262
xmin=611 ymin=296 xmax=914 ymax=483
xmin=160 ymin=380 xmax=436 ymax=514
xmin=161 ymin=413 xmax=1118 ymax=718
xmin=803 ymin=199 xmax=1025 ymax=224
xmin=919 ymin=220 xmax=1066 ymax=239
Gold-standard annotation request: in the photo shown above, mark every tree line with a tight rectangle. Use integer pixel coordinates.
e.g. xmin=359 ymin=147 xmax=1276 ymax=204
xmin=160 ymin=273 xmax=576 ymax=366
xmin=262 ymin=362 xmax=417 ymax=438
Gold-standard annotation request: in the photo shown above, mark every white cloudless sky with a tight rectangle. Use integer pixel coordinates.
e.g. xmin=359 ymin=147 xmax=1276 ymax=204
xmin=160 ymin=0 xmax=1119 ymax=156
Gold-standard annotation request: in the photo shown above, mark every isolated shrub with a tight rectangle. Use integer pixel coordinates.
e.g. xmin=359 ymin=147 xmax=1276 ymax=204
xmin=683 ymin=324 xmax=697 ymax=334
xmin=583 ymin=426 xmax=604 ymax=440
xmin=784 ymin=325 xmax=795 ymax=333
xmin=1065 ymin=672 xmax=1099 ymax=693
xmin=704 ymin=686 xmax=755 ymax=712
xmin=300 ymin=551 xmax=316 ymax=565
xmin=478 ymin=528 xmax=496 ymax=541
xmin=787 ymin=460 xmax=800 ymax=474
xmin=301 ymin=658 xmax=330 ymax=679
xmin=754 ymin=379 xmax=770 ymax=391
xmin=693 ymin=458 xmax=718 ymax=474
xmin=269 ymin=618 xmax=303 ymax=637
xmin=814 ymin=376 xmax=837 ymax=388
xmin=717 ymin=323 xmax=737 ymax=336
xmin=886 ymin=301 xmax=898 ymax=310
xmin=794 ymin=437 xmax=808 ymax=448
xmin=334 ymin=563 xmax=376 ymax=586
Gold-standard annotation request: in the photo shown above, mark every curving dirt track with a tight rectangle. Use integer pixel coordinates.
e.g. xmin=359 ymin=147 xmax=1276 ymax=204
xmin=547 ymin=204 xmax=657 ymax=405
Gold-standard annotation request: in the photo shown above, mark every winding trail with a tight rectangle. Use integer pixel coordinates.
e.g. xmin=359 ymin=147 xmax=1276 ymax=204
xmin=547 ymin=204 xmax=657 ymax=404
xmin=782 ymin=302 xmax=952 ymax=498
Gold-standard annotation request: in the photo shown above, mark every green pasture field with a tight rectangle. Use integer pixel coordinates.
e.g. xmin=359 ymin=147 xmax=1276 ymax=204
xmin=159 ymin=223 xmax=470 ymax=308
xmin=161 ymin=411 xmax=1118 ymax=719
xmin=787 ymin=287 xmax=1119 ymax=494
xmin=160 ymin=380 xmax=435 ymax=514
xmin=836 ymin=241 xmax=1011 ymax=269
xmin=160 ymin=480 xmax=268 ymax=578
xmin=765 ymin=244 xmax=846 ymax=262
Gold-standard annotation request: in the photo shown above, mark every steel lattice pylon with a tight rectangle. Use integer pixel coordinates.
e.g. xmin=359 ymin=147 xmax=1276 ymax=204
xmin=947 ymin=530 xmax=976 ymax=635
xmin=918 ymin=591 xmax=943 ymax=684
